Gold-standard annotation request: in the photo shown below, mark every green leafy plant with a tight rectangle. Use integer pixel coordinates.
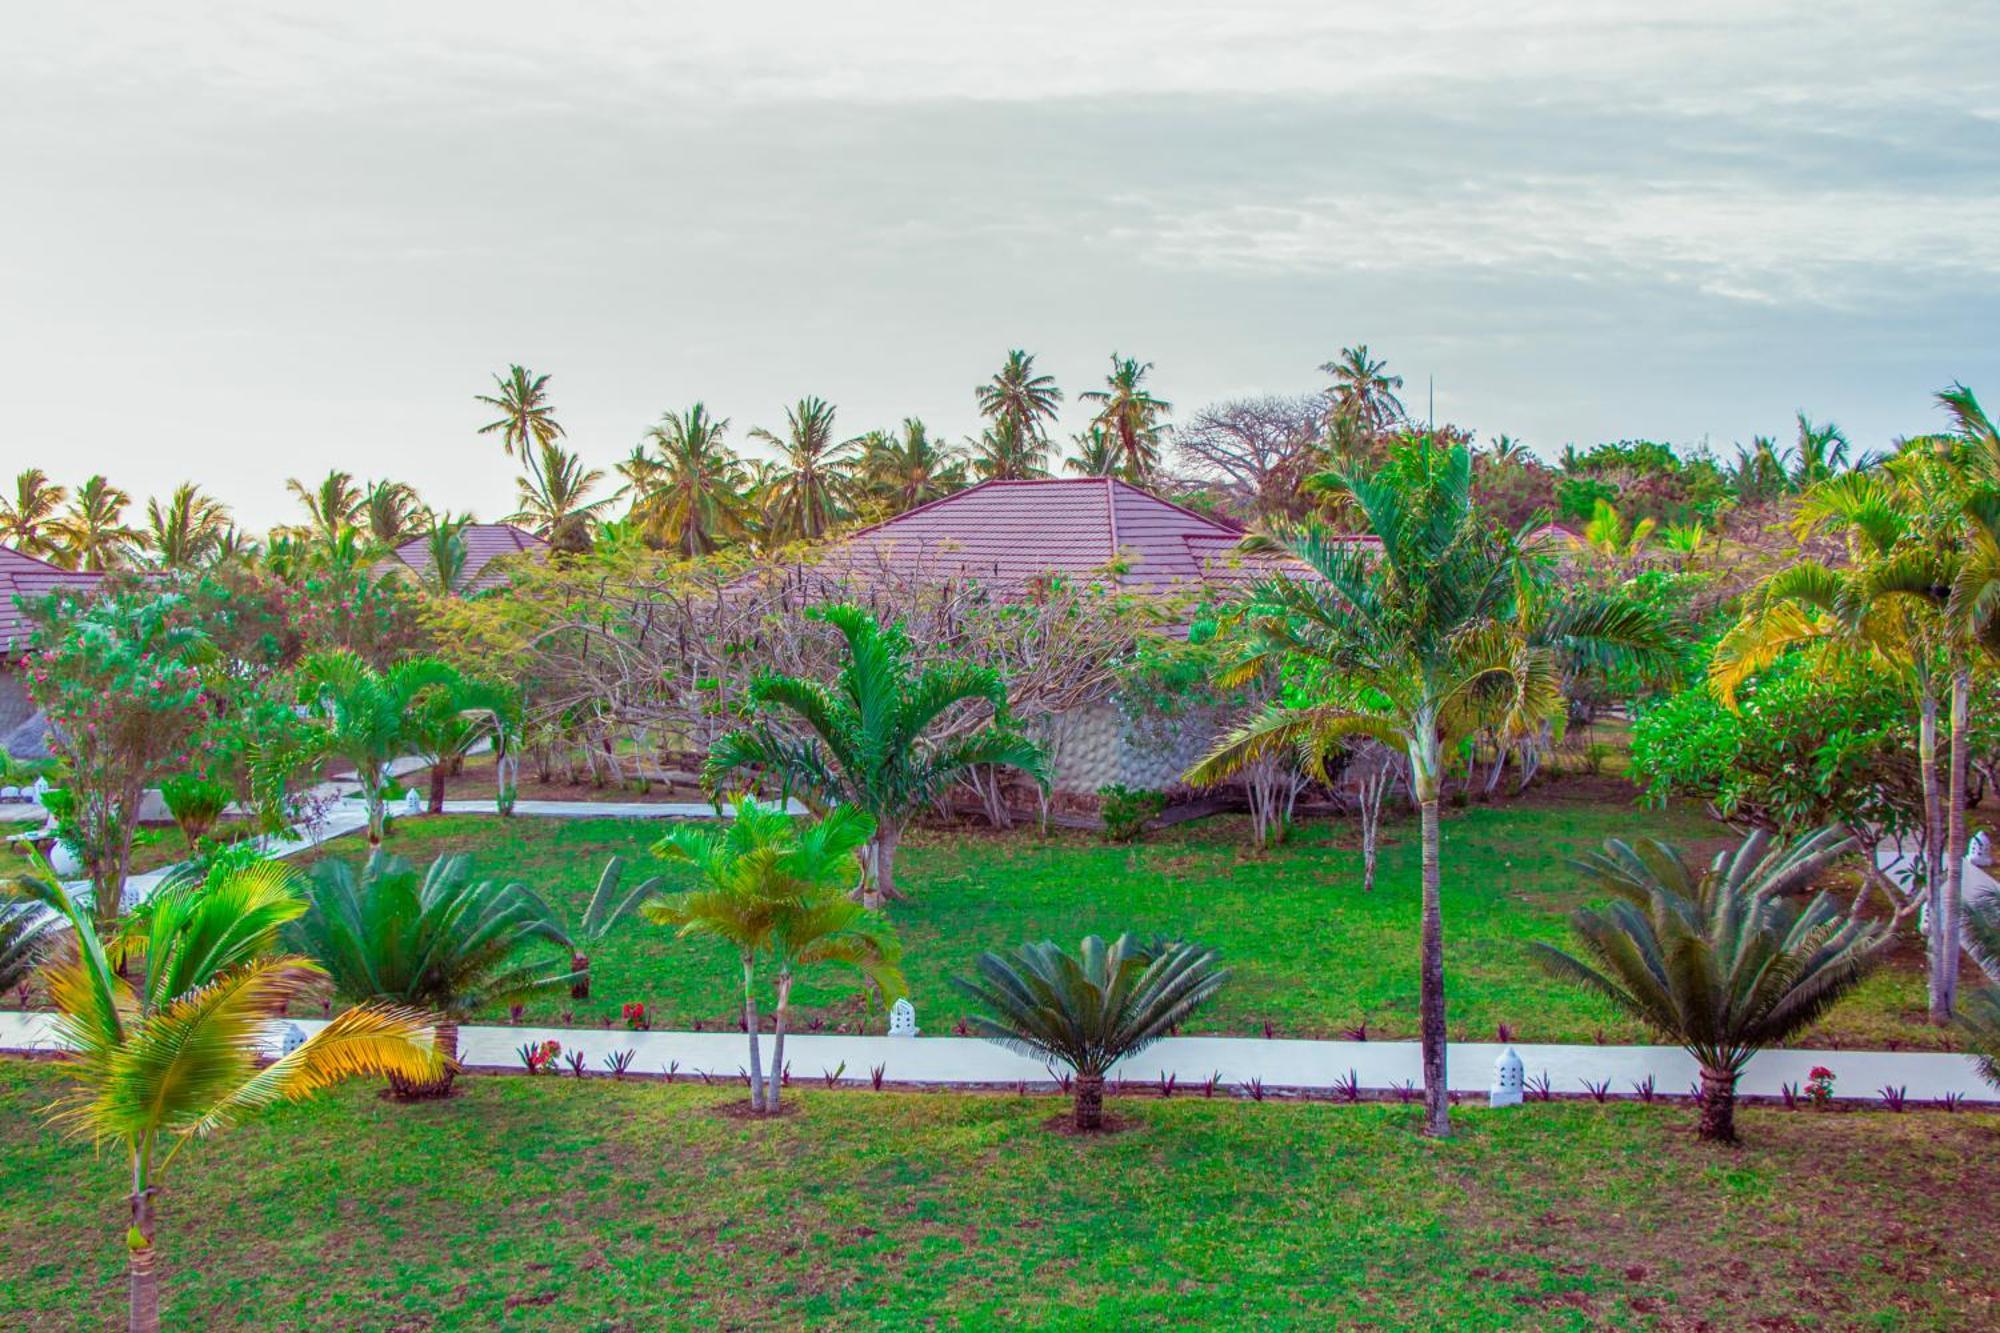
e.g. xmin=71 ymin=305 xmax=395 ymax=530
xmin=157 ymin=773 xmax=232 ymax=854
xmin=1097 ymin=785 xmax=1166 ymax=844
xmin=566 ymin=856 xmax=663 ymax=1000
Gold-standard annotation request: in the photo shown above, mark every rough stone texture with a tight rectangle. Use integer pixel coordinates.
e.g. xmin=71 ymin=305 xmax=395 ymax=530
xmin=1046 ymin=700 xmax=1227 ymax=795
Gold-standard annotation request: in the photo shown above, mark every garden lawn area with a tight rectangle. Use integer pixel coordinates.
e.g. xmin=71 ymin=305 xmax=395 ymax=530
xmin=297 ymin=797 xmax=1946 ymax=1050
xmin=1 ymin=1061 xmax=1993 ymax=1330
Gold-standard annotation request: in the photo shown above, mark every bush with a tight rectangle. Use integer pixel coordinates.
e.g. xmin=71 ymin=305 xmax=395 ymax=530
xmin=1098 ymin=785 xmax=1166 ymax=843
xmin=159 ymin=773 xmax=232 ymax=850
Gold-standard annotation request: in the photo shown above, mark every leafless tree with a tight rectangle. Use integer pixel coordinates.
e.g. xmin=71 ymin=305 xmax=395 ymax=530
xmin=1172 ymin=395 xmax=1326 ymax=522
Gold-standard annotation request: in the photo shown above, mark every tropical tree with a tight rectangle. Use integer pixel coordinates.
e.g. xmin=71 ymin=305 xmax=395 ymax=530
xmin=976 ymin=349 xmax=1063 ymax=450
xmin=476 ymin=364 xmax=563 ymax=458
xmin=1063 ymin=425 xmax=1122 ymax=478
xmin=1960 ymin=894 xmax=2000 ymax=1091
xmin=0 ymin=896 xmax=59 ymax=996
xmin=286 ymin=470 xmax=364 ymax=546
xmin=358 ymin=479 xmax=425 ymax=548
xmin=858 ymin=418 xmax=965 ymax=514
xmin=1487 ymin=434 xmax=1533 ymax=465
xmin=1789 ymin=413 xmax=1850 ymax=489
xmin=646 ymin=800 xmax=905 ymax=1113
xmin=0 ymin=468 xmax=68 ymax=557
xmin=295 ymin=650 xmax=459 ymax=848
xmin=953 ymin=934 xmax=1229 ymax=1131
xmin=970 ymin=415 xmax=1049 ymax=482
xmin=1531 ymin=829 xmax=1890 ymax=1142
xmin=634 ymin=403 xmax=750 ymax=555
xmin=1320 ymin=345 xmax=1405 ymax=440
xmin=1185 ymin=441 xmax=1670 ymax=1136
xmin=564 ymin=856 xmax=664 ymax=1000
xmin=49 ymin=475 xmax=140 ymax=571
xmin=4 ymin=858 xmax=440 ymax=1332
xmin=406 ymin=671 xmax=516 ymax=813
xmin=413 ymin=511 xmax=470 ymax=597
xmin=293 ymin=852 xmax=570 ymax=1098
xmin=1582 ymin=497 xmax=1656 ymax=559
xmin=143 ymin=484 xmax=231 ymax=570
xmin=509 ymin=438 xmax=612 ymax=552
xmin=1079 ymin=354 xmax=1172 ymax=482
xmin=750 ymin=397 xmax=858 ymax=543
xmin=705 ymin=603 xmax=1048 ymax=908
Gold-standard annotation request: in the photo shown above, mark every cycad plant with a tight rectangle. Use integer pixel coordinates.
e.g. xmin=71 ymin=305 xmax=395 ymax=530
xmin=4 ymin=857 xmax=440 ymax=1333
xmin=1960 ymin=895 xmax=2000 ymax=1092
xmin=566 ymin=856 xmax=663 ymax=999
xmin=706 ymin=603 xmax=1047 ymax=908
xmin=291 ymin=853 xmax=574 ymax=1098
xmin=646 ymin=801 xmax=905 ymax=1113
xmin=0 ymin=896 xmax=60 ymax=997
xmin=1530 ymin=827 xmax=1890 ymax=1142
xmin=954 ymin=933 xmax=1229 ymax=1131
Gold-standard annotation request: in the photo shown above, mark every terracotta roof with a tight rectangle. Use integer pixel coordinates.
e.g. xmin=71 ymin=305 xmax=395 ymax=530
xmin=812 ymin=478 xmax=1345 ymax=595
xmin=0 ymin=547 xmax=104 ymax=658
xmin=374 ymin=523 xmax=551 ymax=594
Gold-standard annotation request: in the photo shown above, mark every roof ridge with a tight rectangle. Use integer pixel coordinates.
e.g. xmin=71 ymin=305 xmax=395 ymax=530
xmin=1103 ymin=476 xmax=1119 ymax=560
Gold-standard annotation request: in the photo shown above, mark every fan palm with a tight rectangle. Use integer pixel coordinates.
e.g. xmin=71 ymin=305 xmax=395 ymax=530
xmin=508 ymin=438 xmax=612 ymax=552
xmin=954 ymin=934 xmax=1229 ymax=1131
xmin=705 ymin=603 xmax=1048 ymax=908
xmin=1320 ymin=345 xmax=1405 ymax=439
xmin=750 ymin=397 xmax=858 ymax=543
xmin=1531 ymin=828 xmax=1890 ymax=1142
xmin=476 ymin=364 xmax=563 ymax=458
xmin=1080 ymin=354 xmax=1171 ymax=482
xmin=143 ymin=483 xmax=231 ymax=570
xmin=292 ymin=852 xmax=572 ymax=1098
xmin=49 ymin=474 xmax=140 ymax=571
xmin=976 ymin=349 xmax=1063 ymax=448
xmin=635 ymin=403 xmax=751 ymax=554
xmin=0 ymin=468 xmax=68 ymax=557
xmin=1185 ymin=441 xmax=1671 ymax=1135
xmin=296 ymin=650 xmax=461 ymax=847
xmin=4 ymin=858 xmax=440 ymax=1333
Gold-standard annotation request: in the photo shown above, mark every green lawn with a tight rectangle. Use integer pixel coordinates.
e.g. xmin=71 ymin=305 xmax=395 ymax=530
xmin=293 ymin=798 xmax=1944 ymax=1050
xmin=1 ymin=1061 xmax=1991 ymax=1330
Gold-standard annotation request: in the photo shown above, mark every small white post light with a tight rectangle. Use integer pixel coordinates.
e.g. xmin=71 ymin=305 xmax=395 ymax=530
xmin=1491 ymin=1047 xmax=1525 ymax=1108
xmin=403 ymin=789 xmax=423 ymax=816
xmin=888 ymin=998 xmax=919 ymax=1037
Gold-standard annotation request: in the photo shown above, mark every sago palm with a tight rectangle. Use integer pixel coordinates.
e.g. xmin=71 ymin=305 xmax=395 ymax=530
xmin=1185 ymin=441 xmax=1670 ymax=1136
xmin=1531 ymin=827 xmax=1889 ymax=1142
xmin=954 ymin=933 xmax=1229 ymax=1131
xmin=705 ymin=603 xmax=1048 ymax=908
xmin=292 ymin=852 xmax=573 ymax=1097
xmin=296 ymin=650 xmax=460 ymax=847
xmin=5 ymin=858 xmax=440 ymax=1333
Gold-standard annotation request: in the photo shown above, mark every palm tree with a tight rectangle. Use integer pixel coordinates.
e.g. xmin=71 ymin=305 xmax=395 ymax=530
xmin=1582 ymin=497 xmax=1656 ymax=559
xmin=1727 ymin=436 xmax=1791 ymax=505
xmin=1531 ymin=828 xmax=1890 ymax=1142
xmin=706 ymin=604 xmax=1046 ymax=908
xmin=971 ymin=415 xmax=1050 ymax=482
xmin=1487 ymin=434 xmax=1533 ymax=466
xmin=1959 ymin=894 xmax=2000 ymax=1091
xmin=1063 ymin=425 xmax=1121 ymax=479
xmin=564 ymin=857 xmax=664 ymax=1000
xmin=413 ymin=511 xmax=470 ymax=596
xmin=647 ymin=801 xmax=904 ymax=1112
xmin=287 ymin=470 xmax=364 ymax=544
xmin=1185 ymin=442 xmax=1670 ymax=1135
xmin=143 ymin=483 xmax=231 ymax=570
xmin=976 ymin=349 xmax=1062 ymax=441
xmin=635 ymin=404 xmax=751 ymax=555
xmin=1079 ymin=354 xmax=1171 ymax=482
xmin=359 ymin=479 xmax=425 ymax=548
xmin=1790 ymin=413 xmax=1850 ymax=489
xmin=476 ymin=364 xmax=563 ymax=458
xmin=509 ymin=438 xmax=612 ymax=552
xmin=750 ymin=397 xmax=858 ymax=543
xmin=407 ymin=672 xmax=516 ymax=813
xmin=0 ymin=468 xmax=67 ymax=557
xmin=296 ymin=650 xmax=460 ymax=848
xmin=858 ymin=418 xmax=965 ymax=514
xmin=49 ymin=475 xmax=140 ymax=571
xmin=5 ymin=859 xmax=439 ymax=1332
xmin=293 ymin=852 xmax=572 ymax=1098
xmin=1320 ymin=345 xmax=1405 ymax=439
xmin=954 ymin=934 xmax=1229 ymax=1131
xmin=0 ymin=895 xmax=59 ymax=996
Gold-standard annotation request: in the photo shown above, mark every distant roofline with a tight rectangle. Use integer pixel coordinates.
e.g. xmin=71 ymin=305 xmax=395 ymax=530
xmin=832 ymin=476 xmax=1250 ymax=549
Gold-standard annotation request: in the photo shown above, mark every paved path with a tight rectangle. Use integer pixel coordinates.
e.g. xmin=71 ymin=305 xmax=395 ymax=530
xmin=433 ymin=797 xmax=807 ymax=819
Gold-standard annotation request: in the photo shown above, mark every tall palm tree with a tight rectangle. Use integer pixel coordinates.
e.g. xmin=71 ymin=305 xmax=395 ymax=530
xmin=954 ymin=934 xmax=1229 ymax=1131
xmin=359 ymin=479 xmax=425 ymax=548
xmin=1063 ymin=425 xmax=1121 ymax=478
xmin=1186 ymin=442 xmax=1670 ymax=1136
xmin=971 ymin=415 xmax=1049 ymax=482
xmin=636 ymin=403 xmax=751 ymax=555
xmin=414 ymin=511 xmax=470 ymax=596
xmin=858 ymin=418 xmax=965 ymax=514
xmin=508 ymin=438 xmax=612 ymax=552
xmin=975 ymin=349 xmax=1063 ymax=449
xmin=1532 ymin=829 xmax=1889 ymax=1142
xmin=1487 ymin=434 xmax=1533 ymax=465
xmin=1789 ymin=413 xmax=1850 ymax=489
xmin=49 ymin=475 xmax=140 ymax=571
xmin=286 ymin=470 xmax=364 ymax=545
xmin=143 ymin=483 xmax=231 ymax=570
xmin=750 ymin=397 xmax=858 ymax=543
xmin=475 ymin=364 xmax=563 ymax=458
xmin=296 ymin=650 xmax=461 ymax=848
xmin=0 ymin=468 xmax=67 ymax=557
xmin=648 ymin=801 xmax=904 ymax=1113
xmin=1320 ymin=345 xmax=1405 ymax=439
xmin=1079 ymin=354 xmax=1171 ymax=482
xmin=5 ymin=860 xmax=439 ymax=1333
xmin=705 ymin=603 xmax=1048 ymax=908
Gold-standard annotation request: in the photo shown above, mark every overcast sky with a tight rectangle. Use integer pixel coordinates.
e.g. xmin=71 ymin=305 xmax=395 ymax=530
xmin=5 ymin=2 xmax=1996 ymax=528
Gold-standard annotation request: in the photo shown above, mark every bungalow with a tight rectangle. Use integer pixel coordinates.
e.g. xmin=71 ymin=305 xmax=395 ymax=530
xmin=0 ymin=547 xmax=104 ymax=759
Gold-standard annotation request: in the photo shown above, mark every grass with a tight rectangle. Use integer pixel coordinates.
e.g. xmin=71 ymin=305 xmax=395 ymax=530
xmin=289 ymin=796 xmax=1948 ymax=1050
xmin=1 ymin=1060 xmax=1993 ymax=1330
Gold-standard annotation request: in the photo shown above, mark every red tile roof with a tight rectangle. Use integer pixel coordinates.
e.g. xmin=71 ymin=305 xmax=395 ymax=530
xmin=374 ymin=523 xmax=551 ymax=594
xmin=814 ymin=478 xmax=1345 ymax=595
xmin=0 ymin=547 xmax=104 ymax=658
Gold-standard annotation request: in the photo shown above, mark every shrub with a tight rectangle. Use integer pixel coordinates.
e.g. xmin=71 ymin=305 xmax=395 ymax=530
xmin=1097 ymin=785 xmax=1166 ymax=843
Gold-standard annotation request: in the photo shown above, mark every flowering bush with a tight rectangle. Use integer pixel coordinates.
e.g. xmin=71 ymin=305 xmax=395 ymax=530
xmin=622 ymin=1001 xmax=649 ymax=1032
xmin=518 ymin=1039 xmax=562 ymax=1074
xmin=1805 ymin=1065 xmax=1836 ymax=1109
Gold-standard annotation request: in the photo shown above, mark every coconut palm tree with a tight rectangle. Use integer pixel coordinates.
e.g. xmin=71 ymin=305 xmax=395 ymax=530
xmin=858 ymin=418 xmax=965 ymax=515
xmin=1063 ymin=425 xmax=1121 ymax=479
xmin=954 ymin=934 xmax=1229 ymax=1131
xmin=1532 ymin=828 xmax=1889 ymax=1142
xmin=1789 ymin=413 xmax=1850 ymax=489
xmin=635 ymin=403 xmax=751 ymax=554
xmin=142 ymin=483 xmax=231 ymax=570
xmin=411 ymin=511 xmax=470 ymax=596
xmin=1080 ymin=354 xmax=1172 ymax=482
xmin=296 ymin=650 xmax=460 ymax=848
xmin=976 ymin=349 xmax=1063 ymax=450
xmin=4 ymin=858 xmax=440 ymax=1332
xmin=1487 ymin=434 xmax=1533 ymax=466
xmin=293 ymin=852 xmax=572 ymax=1098
xmin=705 ymin=603 xmax=1048 ymax=909
xmin=1185 ymin=441 xmax=1670 ymax=1136
xmin=49 ymin=475 xmax=140 ymax=571
xmin=359 ymin=479 xmax=425 ymax=548
xmin=0 ymin=468 xmax=67 ymax=557
xmin=971 ymin=415 xmax=1050 ymax=482
xmin=476 ymin=364 xmax=563 ymax=458
xmin=286 ymin=470 xmax=364 ymax=545
xmin=509 ymin=438 xmax=612 ymax=552
xmin=1320 ymin=345 xmax=1405 ymax=439
xmin=1582 ymin=497 xmax=1656 ymax=559
xmin=750 ymin=397 xmax=858 ymax=543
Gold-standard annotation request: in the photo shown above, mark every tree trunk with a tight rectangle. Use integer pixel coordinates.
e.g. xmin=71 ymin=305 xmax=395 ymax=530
xmin=389 ymin=1021 xmax=458 ymax=1099
xmin=428 ymin=762 xmax=448 ymax=815
xmin=1937 ymin=666 xmax=1970 ymax=1023
xmin=769 ymin=972 xmax=791 ymax=1113
xmin=128 ymin=1167 xmax=158 ymax=1333
xmin=569 ymin=953 xmax=590 ymax=1001
xmin=364 ymin=761 xmax=387 ymax=851
xmin=742 ymin=958 xmax=766 ymax=1112
xmin=1413 ymin=730 xmax=1450 ymax=1137
xmin=1696 ymin=1066 xmax=1737 ymax=1143
xmin=1073 ymin=1071 xmax=1105 ymax=1131
xmin=865 ymin=825 xmax=902 ymax=911
xmin=1918 ymin=681 xmax=1947 ymax=1017
xmin=1359 ymin=767 xmax=1385 ymax=893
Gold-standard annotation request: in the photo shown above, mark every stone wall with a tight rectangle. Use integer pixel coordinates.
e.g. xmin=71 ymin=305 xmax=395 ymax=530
xmin=1044 ymin=699 xmax=1229 ymax=795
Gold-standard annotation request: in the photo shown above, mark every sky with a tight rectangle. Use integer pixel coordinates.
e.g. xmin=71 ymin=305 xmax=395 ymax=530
xmin=4 ymin=2 xmax=1996 ymax=529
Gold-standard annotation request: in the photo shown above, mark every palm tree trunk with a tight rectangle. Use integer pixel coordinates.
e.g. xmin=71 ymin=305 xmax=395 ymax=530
xmin=1696 ymin=1066 xmax=1737 ymax=1143
xmin=1413 ymin=730 xmax=1450 ymax=1138
xmin=866 ymin=825 xmax=902 ymax=910
xmin=742 ymin=958 xmax=766 ymax=1112
xmin=1918 ymin=680 xmax=1947 ymax=1015
xmin=128 ymin=1158 xmax=158 ymax=1333
xmin=770 ymin=972 xmax=791 ymax=1113
xmin=1073 ymin=1072 xmax=1105 ymax=1131
xmin=364 ymin=761 xmax=386 ymax=850
xmin=428 ymin=761 xmax=448 ymax=815
xmin=389 ymin=1022 xmax=457 ymax=1099
xmin=1938 ymin=665 xmax=1971 ymax=1023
